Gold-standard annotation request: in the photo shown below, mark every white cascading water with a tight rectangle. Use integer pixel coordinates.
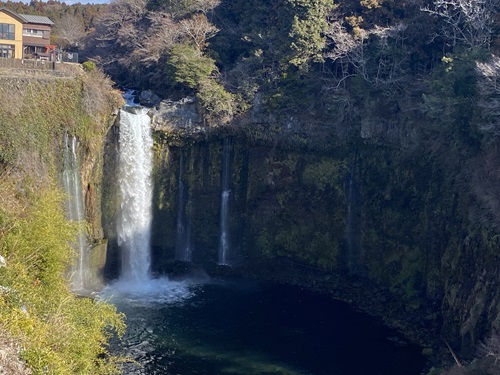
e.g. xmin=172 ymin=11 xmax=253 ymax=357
xmin=100 ymin=98 xmax=200 ymax=304
xmin=62 ymin=132 xmax=88 ymax=290
xmin=116 ymin=107 xmax=153 ymax=282
xmin=218 ymin=138 xmax=231 ymax=265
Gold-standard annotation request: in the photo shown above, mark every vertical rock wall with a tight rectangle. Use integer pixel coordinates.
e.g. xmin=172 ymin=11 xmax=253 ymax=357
xmin=138 ymin=127 xmax=500 ymax=354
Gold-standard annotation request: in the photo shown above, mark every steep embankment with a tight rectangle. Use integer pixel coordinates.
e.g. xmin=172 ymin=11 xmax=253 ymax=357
xmin=0 ymin=66 xmax=125 ymax=374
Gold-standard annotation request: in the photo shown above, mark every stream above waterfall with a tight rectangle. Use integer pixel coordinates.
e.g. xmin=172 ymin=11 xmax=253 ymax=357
xmin=102 ymin=276 xmax=425 ymax=375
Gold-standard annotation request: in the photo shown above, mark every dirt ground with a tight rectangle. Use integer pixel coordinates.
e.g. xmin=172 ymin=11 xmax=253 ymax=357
xmin=0 ymin=330 xmax=31 ymax=375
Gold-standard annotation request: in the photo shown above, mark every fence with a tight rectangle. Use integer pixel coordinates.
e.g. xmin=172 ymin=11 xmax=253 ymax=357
xmin=0 ymin=58 xmax=55 ymax=70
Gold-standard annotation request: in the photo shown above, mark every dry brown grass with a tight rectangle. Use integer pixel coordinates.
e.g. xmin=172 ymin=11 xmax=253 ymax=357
xmin=81 ymin=68 xmax=124 ymax=121
xmin=0 ymin=168 xmax=29 ymax=218
xmin=0 ymin=328 xmax=32 ymax=375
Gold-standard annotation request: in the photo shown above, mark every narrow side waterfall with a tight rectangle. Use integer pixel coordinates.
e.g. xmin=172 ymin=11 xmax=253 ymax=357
xmin=117 ymin=107 xmax=153 ymax=282
xmin=62 ymin=132 xmax=88 ymax=290
xmin=218 ymin=138 xmax=231 ymax=265
xmin=346 ymin=159 xmax=362 ymax=275
xmin=175 ymin=151 xmax=193 ymax=262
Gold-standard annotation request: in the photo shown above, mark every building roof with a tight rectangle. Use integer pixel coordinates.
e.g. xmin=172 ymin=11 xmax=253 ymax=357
xmin=19 ymin=14 xmax=54 ymax=26
xmin=0 ymin=8 xmax=54 ymax=26
xmin=0 ymin=7 xmax=26 ymax=23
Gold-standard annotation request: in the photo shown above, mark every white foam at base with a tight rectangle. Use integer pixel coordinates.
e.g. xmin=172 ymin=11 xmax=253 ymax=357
xmin=99 ymin=277 xmax=199 ymax=306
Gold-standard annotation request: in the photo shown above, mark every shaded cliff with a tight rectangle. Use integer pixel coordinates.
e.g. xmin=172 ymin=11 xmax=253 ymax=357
xmin=95 ymin=87 xmax=500 ymax=365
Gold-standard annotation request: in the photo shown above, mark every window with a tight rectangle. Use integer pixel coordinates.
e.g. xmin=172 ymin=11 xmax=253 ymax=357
xmin=0 ymin=44 xmax=14 ymax=58
xmin=0 ymin=24 xmax=15 ymax=40
xmin=23 ymin=28 xmax=44 ymax=38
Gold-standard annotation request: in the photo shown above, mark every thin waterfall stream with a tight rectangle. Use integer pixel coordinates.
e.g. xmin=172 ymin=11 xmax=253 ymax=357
xmin=175 ymin=151 xmax=192 ymax=262
xmin=218 ymin=138 xmax=231 ymax=265
xmin=62 ymin=132 xmax=88 ymax=290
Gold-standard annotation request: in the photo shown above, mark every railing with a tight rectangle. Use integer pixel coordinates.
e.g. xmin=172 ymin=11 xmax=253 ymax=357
xmin=0 ymin=57 xmax=55 ymax=70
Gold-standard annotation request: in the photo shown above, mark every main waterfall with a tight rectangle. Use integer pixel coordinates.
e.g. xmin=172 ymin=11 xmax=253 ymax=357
xmin=100 ymin=104 xmax=198 ymax=303
xmin=116 ymin=107 xmax=153 ymax=282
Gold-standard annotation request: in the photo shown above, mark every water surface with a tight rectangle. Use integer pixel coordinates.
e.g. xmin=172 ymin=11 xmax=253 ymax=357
xmin=102 ymin=277 xmax=424 ymax=375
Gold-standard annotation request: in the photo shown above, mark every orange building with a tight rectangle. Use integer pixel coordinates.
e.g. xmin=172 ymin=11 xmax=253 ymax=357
xmin=0 ymin=7 xmax=54 ymax=60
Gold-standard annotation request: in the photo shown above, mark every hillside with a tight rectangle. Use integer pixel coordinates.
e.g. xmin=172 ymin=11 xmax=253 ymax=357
xmin=0 ymin=66 xmax=125 ymax=374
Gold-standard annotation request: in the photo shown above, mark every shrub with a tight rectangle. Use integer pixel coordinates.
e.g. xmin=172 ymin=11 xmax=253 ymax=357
xmin=0 ymin=189 xmax=125 ymax=374
xmin=166 ymin=44 xmax=217 ymax=89
xmin=196 ymin=79 xmax=236 ymax=124
xmin=82 ymin=61 xmax=97 ymax=72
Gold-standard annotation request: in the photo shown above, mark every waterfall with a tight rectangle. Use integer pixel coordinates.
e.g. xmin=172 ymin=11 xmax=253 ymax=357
xmin=62 ymin=132 xmax=88 ymax=290
xmin=175 ymin=151 xmax=193 ymax=262
xmin=218 ymin=138 xmax=231 ymax=265
xmin=116 ymin=107 xmax=153 ymax=282
xmin=346 ymin=159 xmax=362 ymax=275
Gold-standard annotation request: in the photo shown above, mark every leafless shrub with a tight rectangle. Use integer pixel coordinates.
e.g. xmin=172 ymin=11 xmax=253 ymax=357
xmin=139 ymin=13 xmax=181 ymax=64
xmin=179 ymin=13 xmax=219 ymax=51
xmin=189 ymin=0 xmax=221 ymax=14
xmin=0 ymin=82 xmax=24 ymax=118
xmin=421 ymin=0 xmax=496 ymax=49
xmin=54 ymin=14 xmax=86 ymax=50
xmin=480 ymin=332 xmax=500 ymax=362
xmin=325 ymin=21 xmax=409 ymax=88
xmin=0 ymin=167 xmax=29 ymax=221
xmin=476 ymin=54 xmax=500 ymax=135
xmin=0 ymin=330 xmax=32 ymax=375
xmin=475 ymin=332 xmax=500 ymax=375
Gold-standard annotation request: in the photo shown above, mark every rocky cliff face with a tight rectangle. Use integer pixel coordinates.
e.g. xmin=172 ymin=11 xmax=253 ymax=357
xmin=109 ymin=96 xmax=500 ymax=357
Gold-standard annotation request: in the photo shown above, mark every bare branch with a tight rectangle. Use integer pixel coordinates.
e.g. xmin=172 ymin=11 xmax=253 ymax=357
xmin=421 ymin=0 xmax=496 ymax=49
xmin=179 ymin=13 xmax=219 ymax=51
xmin=54 ymin=14 xmax=86 ymax=49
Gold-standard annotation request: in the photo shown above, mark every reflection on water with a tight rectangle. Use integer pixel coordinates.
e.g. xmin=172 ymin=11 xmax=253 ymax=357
xmin=101 ymin=277 xmax=424 ymax=375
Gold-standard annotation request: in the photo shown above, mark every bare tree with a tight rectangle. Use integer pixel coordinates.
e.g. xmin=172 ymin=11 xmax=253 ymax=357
xmin=189 ymin=0 xmax=221 ymax=14
xmin=476 ymin=54 xmax=500 ymax=135
xmin=421 ymin=0 xmax=496 ymax=49
xmin=139 ymin=13 xmax=181 ymax=64
xmin=95 ymin=0 xmax=148 ymax=43
xmin=324 ymin=20 xmax=369 ymax=86
xmin=179 ymin=13 xmax=219 ymax=51
xmin=325 ymin=21 xmax=409 ymax=88
xmin=54 ymin=14 xmax=86 ymax=50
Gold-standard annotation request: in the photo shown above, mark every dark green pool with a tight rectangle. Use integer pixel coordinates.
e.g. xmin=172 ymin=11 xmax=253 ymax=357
xmin=102 ymin=277 xmax=424 ymax=375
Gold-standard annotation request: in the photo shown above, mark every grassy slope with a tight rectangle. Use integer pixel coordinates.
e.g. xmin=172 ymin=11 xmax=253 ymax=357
xmin=0 ymin=67 xmax=125 ymax=375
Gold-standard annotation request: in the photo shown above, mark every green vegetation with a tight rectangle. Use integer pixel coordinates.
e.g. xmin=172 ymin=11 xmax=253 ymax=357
xmin=286 ymin=0 xmax=337 ymax=68
xmin=82 ymin=61 xmax=97 ymax=72
xmin=0 ymin=71 xmax=125 ymax=374
xmin=0 ymin=73 xmax=121 ymax=168
xmin=0 ymin=189 xmax=125 ymax=374
xmin=166 ymin=44 xmax=217 ymax=89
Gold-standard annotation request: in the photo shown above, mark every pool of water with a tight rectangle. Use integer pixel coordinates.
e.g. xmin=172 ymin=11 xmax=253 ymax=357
xmin=101 ymin=276 xmax=425 ymax=375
